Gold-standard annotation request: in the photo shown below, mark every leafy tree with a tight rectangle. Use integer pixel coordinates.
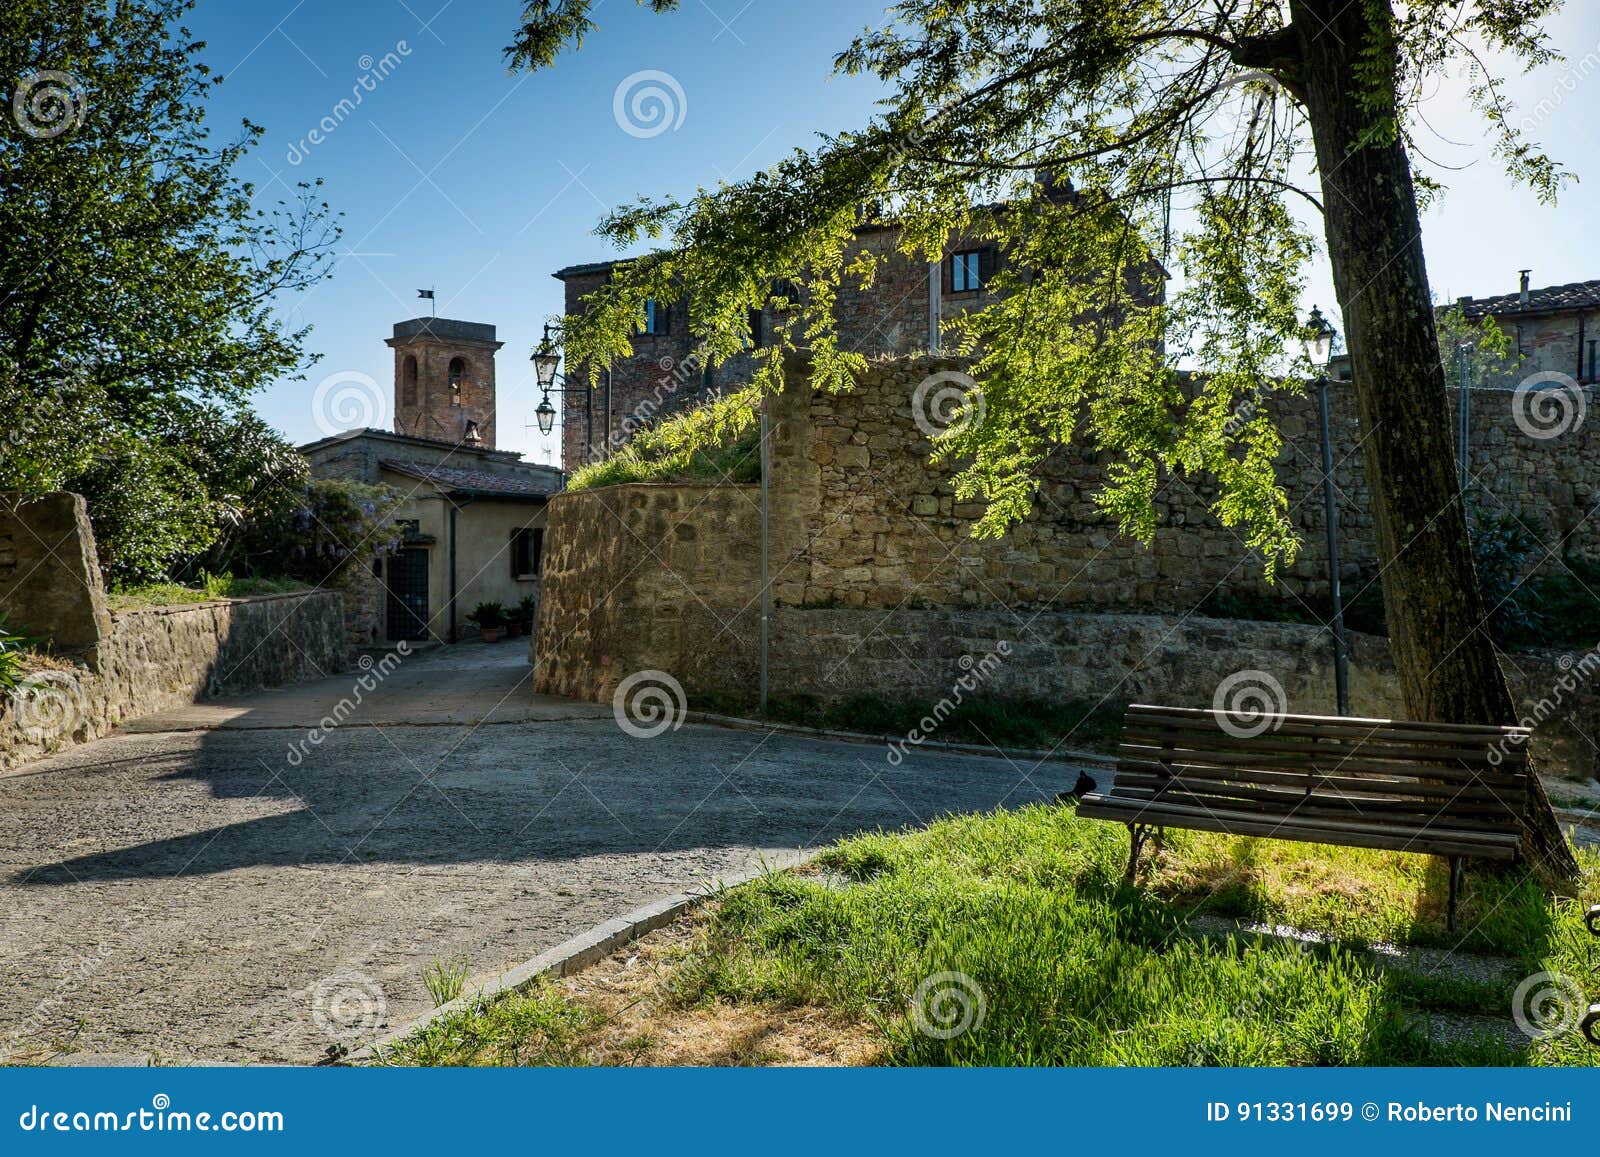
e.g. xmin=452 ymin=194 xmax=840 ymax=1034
xmin=0 ymin=0 xmax=339 ymax=578
xmin=508 ymin=0 xmax=1578 ymax=879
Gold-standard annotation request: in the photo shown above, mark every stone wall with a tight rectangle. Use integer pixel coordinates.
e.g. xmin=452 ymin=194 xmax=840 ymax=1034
xmin=533 ymin=355 xmax=1600 ymax=777
xmin=1 ymin=591 xmax=351 ymax=773
xmin=766 ymin=354 xmax=1600 ymax=612
xmin=0 ymin=493 xmax=112 ymax=653
xmin=532 ymin=483 xmax=761 ymax=701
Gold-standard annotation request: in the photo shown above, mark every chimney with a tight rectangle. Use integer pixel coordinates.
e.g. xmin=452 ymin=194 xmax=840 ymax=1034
xmin=1519 ymin=269 xmax=1532 ymax=309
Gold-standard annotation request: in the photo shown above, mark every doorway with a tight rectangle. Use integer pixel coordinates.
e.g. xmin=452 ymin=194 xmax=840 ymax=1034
xmin=385 ymin=548 xmax=431 ymax=641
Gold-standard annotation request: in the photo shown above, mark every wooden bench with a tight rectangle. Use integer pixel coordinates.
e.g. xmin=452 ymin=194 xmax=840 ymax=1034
xmin=1077 ymin=703 xmax=1531 ymax=931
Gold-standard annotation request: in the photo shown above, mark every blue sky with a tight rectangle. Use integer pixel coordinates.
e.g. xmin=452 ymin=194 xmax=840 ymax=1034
xmin=187 ymin=0 xmax=1600 ymax=464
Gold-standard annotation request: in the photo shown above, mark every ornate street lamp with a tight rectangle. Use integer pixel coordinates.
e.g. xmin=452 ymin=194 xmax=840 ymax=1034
xmin=534 ymin=394 xmax=557 ymax=437
xmin=1304 ymin=305 xmax=1349 ymax=716
xmin=529 ymin=322 xmax=594 ymax=460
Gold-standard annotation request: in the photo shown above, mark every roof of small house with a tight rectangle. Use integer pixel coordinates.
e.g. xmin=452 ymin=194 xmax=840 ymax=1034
xmin=1456 ymin=280 xmax=1600 ymax=320
xmin=378 ymin=459 xmax=561 ymax=498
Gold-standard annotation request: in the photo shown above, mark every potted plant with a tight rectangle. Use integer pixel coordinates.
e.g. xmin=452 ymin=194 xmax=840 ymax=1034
xmin=517 ymin=594 xmax=539 ymax=635
xmin=466 ymin=601 xmax=506 ymax=643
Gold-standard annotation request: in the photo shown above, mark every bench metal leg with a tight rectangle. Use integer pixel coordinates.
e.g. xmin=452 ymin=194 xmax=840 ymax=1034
xmin=1124 ymin=823 xmax=1156 ymax=883
xmin=1447 ymin=856 xmax=1466 ymax=933
xmin=1584 ymin=1005 xmax=1600 ymax=1049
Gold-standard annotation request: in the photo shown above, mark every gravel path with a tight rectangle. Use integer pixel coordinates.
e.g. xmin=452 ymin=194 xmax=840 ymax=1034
xmin=0 ymin=646 xmax=1077 ymax=1065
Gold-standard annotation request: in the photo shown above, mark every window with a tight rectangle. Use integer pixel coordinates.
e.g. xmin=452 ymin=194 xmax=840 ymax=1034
xmin=448 ymin=357 xmax=466 ymax=405
xmin=950 ymin=250 xmax=985 ymax=293
xmin=1588 ymin=339 xmax=1597 ymax=383
xmin=402 ymin=356 xmax=418 ymax=407
xmin=511 ymin=526 xmax=544 ymax=579
xmin=641 ymin=298 xmax=670 ymax=335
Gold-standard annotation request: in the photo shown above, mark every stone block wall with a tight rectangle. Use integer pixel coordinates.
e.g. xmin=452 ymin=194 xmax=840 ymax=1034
xmin=532 ymin=483 xmax=762 ymax=702
xmin=0 ymin=493 xmax=112 ymax=653
xmin=766 ymin=355 xmax=1600 ymax=613
xmin=0 ymin=591 xmax=351 ymax=773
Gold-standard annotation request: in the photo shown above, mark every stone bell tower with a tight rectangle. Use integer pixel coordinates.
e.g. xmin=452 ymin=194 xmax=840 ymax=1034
xmin=386 ymin=317 xmax=504 ymax=448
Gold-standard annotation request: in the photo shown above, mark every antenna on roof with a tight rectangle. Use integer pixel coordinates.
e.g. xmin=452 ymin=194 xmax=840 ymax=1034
xmin=417 ymin=287 xmax=436 ymax=317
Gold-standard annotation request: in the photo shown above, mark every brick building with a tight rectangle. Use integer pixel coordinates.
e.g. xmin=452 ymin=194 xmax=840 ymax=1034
xmin=301 ymin=318 xmax=562 ymax=644
xmin=553 ymin=196 xmax=1164 ymax=473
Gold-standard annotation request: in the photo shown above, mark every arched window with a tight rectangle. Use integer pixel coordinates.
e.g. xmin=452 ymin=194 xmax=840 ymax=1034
xmin=448 ymin=357 xmax=466 ymax=405
xmin=402 ymin=355 xmax=418 ymax=407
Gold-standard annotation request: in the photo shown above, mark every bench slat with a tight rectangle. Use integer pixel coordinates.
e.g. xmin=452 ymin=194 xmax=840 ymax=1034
xmin=1114 ymin=760 xmax=1525 ymax=807
xmin=1113 ymin=773 xmax=1520 ymax=821
xmin=1120 ymin=728 xmax=1524 ymax=769
xmin=1077 ymin=793 xmax=1521 ymax=860
xmin=1107 ymin=783 xmax=1520 ymax=832
xmin=1116 ymin=744 xmax=1525 ymax=787
xmin=1126 ymin=704 xmax=1530 ymax=744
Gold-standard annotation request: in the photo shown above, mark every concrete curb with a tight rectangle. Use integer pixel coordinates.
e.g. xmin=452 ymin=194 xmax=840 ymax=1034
xmin=683 ymin=710 xmax=1117 ymax=769
xmin=347 ymin=852 xmax=809 ymax=1064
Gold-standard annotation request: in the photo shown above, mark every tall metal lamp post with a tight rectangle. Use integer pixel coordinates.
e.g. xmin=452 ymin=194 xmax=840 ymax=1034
xmin=532 ymin=323 xmax=594 ymax=468
xmin=1306 ymin=306 xmax=1350 ymax=716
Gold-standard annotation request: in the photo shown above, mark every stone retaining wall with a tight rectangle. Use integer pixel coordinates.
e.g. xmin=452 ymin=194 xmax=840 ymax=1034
xmin=534 ymin=482 xmax=1596 ymax=776
xmin=1 ymin=591 xmax=351 ymax=773
xmin=767 ymin=355 xmax=1600 ymax=612
xmin=533 ymin=483 xmax=761 ymax=702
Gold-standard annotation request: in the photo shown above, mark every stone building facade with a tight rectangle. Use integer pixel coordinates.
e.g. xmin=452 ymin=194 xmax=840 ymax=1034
xmin=303 ymin=317 xmax=562 ymax=645
xmin=1456 ymin=272 xmax=1600 ymax=386
xmin=553 ymin=196 xmax=1163 ymax=473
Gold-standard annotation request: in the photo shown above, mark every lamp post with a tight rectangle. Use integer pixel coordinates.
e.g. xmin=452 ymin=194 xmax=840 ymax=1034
xmin=1306 ymin=305 xmax=1349 ymax=716
xmin=532 ymin=323 xmax=593 ymax=466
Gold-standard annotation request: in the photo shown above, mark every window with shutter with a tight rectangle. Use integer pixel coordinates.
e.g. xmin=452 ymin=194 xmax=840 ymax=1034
xmin=950 ymin=250 xmax=985 ymax=293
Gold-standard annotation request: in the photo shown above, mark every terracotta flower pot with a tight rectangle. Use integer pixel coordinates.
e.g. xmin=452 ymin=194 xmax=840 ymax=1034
xmin=479 ymin=627 xmax=502 ymax=643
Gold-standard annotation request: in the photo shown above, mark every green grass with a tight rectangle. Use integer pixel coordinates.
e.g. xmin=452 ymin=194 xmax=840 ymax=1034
xmin=381 ymin=805 xmax=1600 ymax=1067
xmin=422 ymin=957 xmax=471 ymax=1008
xmin=107 ymin=574 xmax=308 ymax=611
xmin=693 ymin=691 xmax=1125 ymax=753
xmin=567 ymin=387 xmax=763 ymax=492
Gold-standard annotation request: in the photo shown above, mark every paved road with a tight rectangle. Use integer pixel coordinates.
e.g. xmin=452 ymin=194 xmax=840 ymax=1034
xmin=0 ymin=645 xmax=1077 ymax=1064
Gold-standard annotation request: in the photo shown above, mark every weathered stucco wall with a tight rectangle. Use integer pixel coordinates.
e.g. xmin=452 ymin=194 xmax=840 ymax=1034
xmin=1 ymin=591 xmax=351 ymax=773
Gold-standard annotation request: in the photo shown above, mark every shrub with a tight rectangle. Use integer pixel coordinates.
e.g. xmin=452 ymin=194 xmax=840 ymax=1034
xmin=236 ymin=479 xmax=405 ymax=584
xmin=466 ymin=602 xmax=507 ymax=628
xmin=0 ymin=613 xmax=27 ymax=693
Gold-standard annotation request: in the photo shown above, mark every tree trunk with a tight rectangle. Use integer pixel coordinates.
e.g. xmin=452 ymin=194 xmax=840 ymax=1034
xmin=1287 ymin=0 xmax=1578 ymax=883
